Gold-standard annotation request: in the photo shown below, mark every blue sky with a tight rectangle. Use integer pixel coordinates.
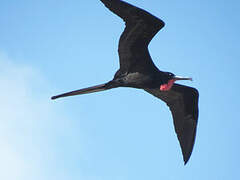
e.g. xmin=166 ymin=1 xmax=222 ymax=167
xmin=0 ymin=0 xmax=239 ymax=179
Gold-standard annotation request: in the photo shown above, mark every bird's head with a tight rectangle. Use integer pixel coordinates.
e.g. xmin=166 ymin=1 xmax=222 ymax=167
xmin=160 ymin=72 xmax=192 ymax=91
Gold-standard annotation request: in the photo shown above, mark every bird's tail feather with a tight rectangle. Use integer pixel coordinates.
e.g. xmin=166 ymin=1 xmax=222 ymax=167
xmin=51 ymin=83 xmax=108 ymax=100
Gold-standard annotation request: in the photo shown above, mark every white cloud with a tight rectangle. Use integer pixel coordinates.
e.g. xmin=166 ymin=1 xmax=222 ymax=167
xmin=0 ymin=52 xmax=76 ymax=180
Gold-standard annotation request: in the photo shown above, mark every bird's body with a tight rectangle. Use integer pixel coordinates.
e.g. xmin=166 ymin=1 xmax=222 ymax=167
xmin=52 ymin=0 xmax=199 ymax=165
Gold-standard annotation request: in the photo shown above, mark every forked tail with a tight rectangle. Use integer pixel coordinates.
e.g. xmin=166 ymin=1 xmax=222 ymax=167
xmin=51 ymin=83 xmax=108 ymax=100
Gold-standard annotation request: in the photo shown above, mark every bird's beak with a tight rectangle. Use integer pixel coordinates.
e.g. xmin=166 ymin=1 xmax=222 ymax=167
xmin=173 ymin=76 xmax=193 ymax=81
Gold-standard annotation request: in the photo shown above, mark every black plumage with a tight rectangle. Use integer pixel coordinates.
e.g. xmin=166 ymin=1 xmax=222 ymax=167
xmin=52 ymin=0 xmax=199 ymax=164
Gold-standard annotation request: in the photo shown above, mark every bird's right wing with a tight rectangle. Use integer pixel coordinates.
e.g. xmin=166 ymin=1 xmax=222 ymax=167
xmin=100 ymin=0 xmax=165 ymax=73
xmin=144 ymin=84 xmax=199 ymax=164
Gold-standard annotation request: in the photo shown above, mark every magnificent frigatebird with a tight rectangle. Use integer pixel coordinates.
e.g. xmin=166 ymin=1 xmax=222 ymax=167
xmin=52 ymin=0 xmax=199 ymax=165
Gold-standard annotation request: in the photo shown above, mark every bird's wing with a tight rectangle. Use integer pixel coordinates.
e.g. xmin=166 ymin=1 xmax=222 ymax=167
xmin=144 ymin=84 xmax=199 ymax=164
xmin=100 ymin=0 xmax=165 ymax=73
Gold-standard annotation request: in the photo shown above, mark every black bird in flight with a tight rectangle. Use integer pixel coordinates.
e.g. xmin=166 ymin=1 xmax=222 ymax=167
xmin=52 ymin=0 xmax=199 ymax=165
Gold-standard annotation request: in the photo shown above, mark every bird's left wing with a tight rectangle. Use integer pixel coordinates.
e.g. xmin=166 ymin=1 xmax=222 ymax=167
xmin=144 ymin=84 xmax=199 ymax=164
xmin=100 ymin=0 xmax=165 ymax=73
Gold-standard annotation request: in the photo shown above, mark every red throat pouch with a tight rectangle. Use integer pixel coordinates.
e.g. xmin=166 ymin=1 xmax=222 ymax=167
xmin=160 ymin=79 xmax=176 ymax=91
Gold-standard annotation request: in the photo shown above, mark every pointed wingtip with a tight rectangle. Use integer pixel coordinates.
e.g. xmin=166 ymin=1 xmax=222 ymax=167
xmin=183 ymin=150 xmax=192 ymax=165
xmin=51 ymin=96 xmax=57 ymax=100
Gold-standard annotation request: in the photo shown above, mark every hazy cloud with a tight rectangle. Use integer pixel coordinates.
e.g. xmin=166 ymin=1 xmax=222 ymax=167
xmin=0 ymin=52 xmax=75 ymax=180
